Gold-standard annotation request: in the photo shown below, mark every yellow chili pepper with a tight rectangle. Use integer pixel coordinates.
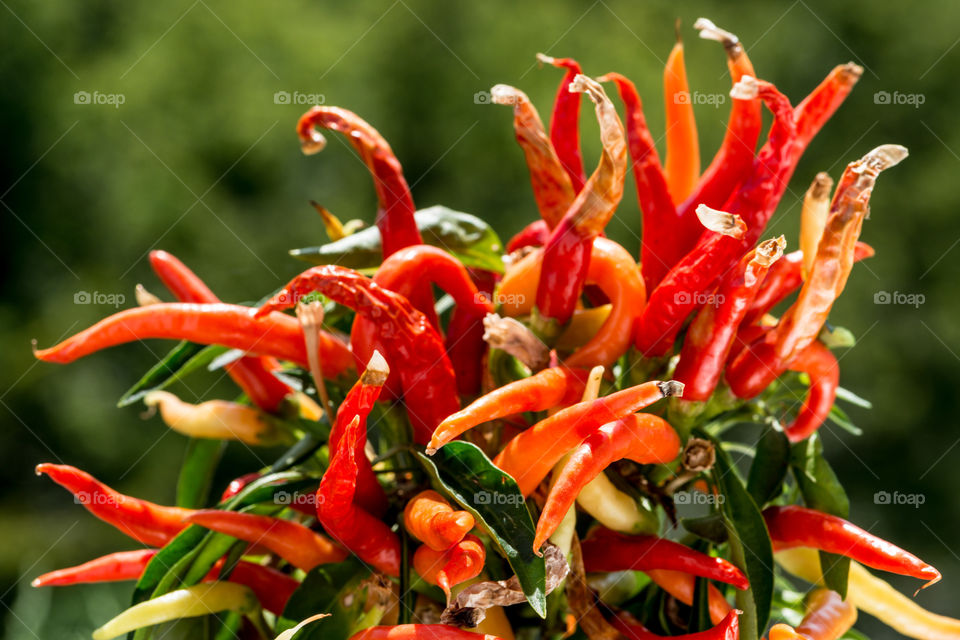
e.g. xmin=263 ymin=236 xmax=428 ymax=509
xmin=799 ymin=172 xmax=834 ymax=280
xmin=144 ymin=390 xmax=281 ymax=445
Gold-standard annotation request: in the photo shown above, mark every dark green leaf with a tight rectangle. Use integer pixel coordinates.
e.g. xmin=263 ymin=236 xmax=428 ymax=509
xmin=681 ymin=514 xmax=728 ymax=544
xmin=689 ymin=577 xmax=712 ymax=633
xmin=416 ymin=442 xmax=547 ymax=617
xmin=827 ymin=404 xmax=864 ymax=436
xmin=276 ymin=558 xmax=372 ymax=639
xmin=176 ymin=438 xmax=225 ymax=508
xmin=746 ymin=427 xmax=790 ymax=506
xmin=290 ymin=206 xmax=505 ymax=273
xmin=118 ymin=341 xmax=228 ymax=407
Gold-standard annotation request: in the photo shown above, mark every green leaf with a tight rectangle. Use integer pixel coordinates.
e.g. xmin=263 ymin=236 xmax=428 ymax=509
xmin=118 ymin=341 xmax=228 ymax=407
xmin=835 ymin=385 xmax=872 ymax=410
xmin=176 ymin=438 xmax=225 ymax=508
xmin=702 ymin=432 xmax=773 ymax=640
xmin=827 ymin=404 xmax=864 ymax=436
xmin=689 ymin=577 xmax=712 ymax=633
xmin=746 ymin=427 xmax=790 ymax=507
xmin=416 ymin=442 xmax=547 ymax=617
xmin=276 ymin=558 xmax=372 ymax=639
xmin=790 ymin=434 xmax=850 ymax=598
xmin=681 ymin=514 xmax=728 ymax=544
xmin=291 ymin=206 xmax=505 ymax=273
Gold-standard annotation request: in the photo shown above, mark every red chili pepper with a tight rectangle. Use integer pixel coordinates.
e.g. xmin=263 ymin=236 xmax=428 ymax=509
xmin=32 ymin=302 xmax=354 ymax=378
xmin=494 ymin=380 xmax=683 ymax=496
xmin=646 ymin=570 xmax=733 ymax=626
xmin=581 ymin=527 xmax=748 ymax=590
xmin=403 ymin=490 xmax=475 ymax=552
xmin=538 ymin=54 xmax=587 ymax=192
xmin=327 ymin=351 xmax=391 ymax=516
xmin=349 ymin=625 xmax=505 ymax=640
xmin=352 ymin=245 xmax=492 ymax=396
xmin=429 ymin=366 xmax=590 ymax=452
xmin=492 ymin=84 xmax=576 ymax=229
xmin=536 ymin=75 xmax=627 ymax=325
xmin=610 ymin=610 xmax=740 ymax=640
xmin=297 ymin=107 xmax=421 ymax=257
xmin=148 ymin=250 xmax=292 ymax=412
xmin=32 ymin=549 xmax=158 ymax=587
xmin=764 ymin=505 xmax=941 ymax=590
xmin=792 ymin=64 xmax=863 ymax=162
xmin=782 ymin=340 xmax=839 ymax=443
xmin=316 ymin=414 xmax=401 ymax=576
xmin=599 ymin=72 xmax=676 ymax=293
xmin=635 ymin=78 xmax=796 ymax=357
xmin=727 ymin=145 xmax=907 ymax=399
xmin=533 ymin=415 xmax=681 ymax=552
xmin=185 ymin=510 xmax=347 ymax=571
xmin=226 ymin=561 xmax=300 ymax=616
xmin=506 ymin=219 xmax=550 ymax=253
xmin=36 ymin=464 xmax=190 ymax=547
xmin=673 ymin=236 xmax=785 ymax=402
xmin=257 ymin=264 xmax=458 ymax=445
xmin=412 ymin=534 xmax=486 ymax=599
xmin=743 ymin=242 xmax=874 ymax=327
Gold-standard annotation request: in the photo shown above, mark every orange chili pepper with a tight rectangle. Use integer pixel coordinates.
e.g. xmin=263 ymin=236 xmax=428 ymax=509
xmin=412 ymin=534 xmax=485 ymax=599
xmin=663 ymin=28 xmax=700 ymax=204
xmin=403 ymin=490 xmax=474 ymax=552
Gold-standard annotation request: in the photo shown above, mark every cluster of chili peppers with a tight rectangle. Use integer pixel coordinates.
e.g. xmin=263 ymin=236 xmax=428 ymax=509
xmin=27 ymin=16 xmax=956 ymax=640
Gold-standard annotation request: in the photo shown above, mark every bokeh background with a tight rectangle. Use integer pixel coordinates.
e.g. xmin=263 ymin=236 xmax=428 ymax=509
xmin=2 ymin=1 xmax=958 ymax=637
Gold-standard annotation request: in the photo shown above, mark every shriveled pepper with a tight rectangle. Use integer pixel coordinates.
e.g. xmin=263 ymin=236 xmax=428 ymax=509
xmin=491 ymin=84 xmax=575 ymax=228
xmin=581 ymin=527 xmax=748 ymax=590
xmin=494 ymin=380 xmax=683 ymax=496
xmin=611 ymin=609 xmax=740 ymax=640
xmin=185 ymin=510 xmax=347 ymax=571
xmin=412 ymin=534 xmax=486 ymax=599
xmin=317 ymin=415 xmax=401 ymax=576
xmin=149 ymin=250 xmax=292 ymax=412
xmin=32 ymin=302 xmax=354 ymax=378
xmin=538 ymin=53 xmax=586 ymax=191
xmin=672 ymin=236 xmax=786 ymax=402
xmin=36 ymin=463 xmax=190 ymax=547
xmin=533 ymin=414 xmax=681 ymax=551
xmin=727 ymin=145 xmax=908 ymax=399
xmin=636 ymin=77 xmax=796 ymax=357
xmin=791 ymin=64 xmax=863 ymax=163
xmin=764 ymin=505 xmax=941 ymax=589
xmin=352 ymin=245 xmax=492 ymax=397
xmin=91 ymin=582 xmax=259 ymax=640
xmin=428 ymin=366 xmax=590 ymax=452
xmin=257 ymin=264 xmax=458 ymax=445
xmin=535 ymin=75 xmax=627 ymax=325
xmin=663 ymin=28 xmax=700 ymax=204
xmin=143 ymin=390 xmax=282 ymax=445
xmin=768 ymin=589 xmax=857 ymax=640
xmin=403 ymin=490 xmax=475 ymax=552
xmin=798 ymin=173 xmax=835 ymax=280
xmin=349 ymin=624 xmax=506 ymax=640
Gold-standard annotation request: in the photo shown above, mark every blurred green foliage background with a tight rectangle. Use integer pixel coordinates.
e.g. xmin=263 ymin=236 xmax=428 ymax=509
xmin=2 ymin=1 xmax=958 ymax=637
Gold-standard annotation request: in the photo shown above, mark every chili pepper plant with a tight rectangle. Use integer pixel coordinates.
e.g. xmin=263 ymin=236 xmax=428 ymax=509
xmin=29 ymin=16 xmax=957 ymax=640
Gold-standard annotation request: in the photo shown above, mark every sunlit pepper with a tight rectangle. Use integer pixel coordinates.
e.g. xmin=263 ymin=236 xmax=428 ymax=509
xmin=798 ymin=172 xmax=834 ymax=280
xmin=663 ymin=29 xmax=700 ymax=204
xmin=538 ymin=53 xmax=587 ymax=191
xmin=768 ymin=589 xmax=857 ymax=640
xmin=403 ymin=490 xmax=475 ymax=552
xmin=412 ymin=534 xmax=486 ymax=599
xmin=143 ymin=390 xmax=282 ymax=445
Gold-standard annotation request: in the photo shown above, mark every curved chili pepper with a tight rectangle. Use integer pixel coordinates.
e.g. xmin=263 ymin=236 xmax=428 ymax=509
xmin=663 ymin=31 xmax=700 ymax=204
xmin=782 ymin=340 xmax=839 ymax=443
xmin=494 ymin=380 xmax=683 ymax=496
xmin=353 ymin=245 xmax=492 ymax=397
xmin=32 ymin=302 xmax=354 ymax=378
xmin=227 ymin=561 xmax=300 ymax=616
xmin=143 ymin=391 xmax=282 ymax=445
xmin=645 ymin=569 xmax=732 ymax=626
xmin=36 ymin=463 xmax=190 ymax=547
xmin=679 ymin=20 xmax=761 ymax=221
xmin=728 ymin=145 xmax=907 ymax=399
xmin=91 ymin=582 xmax=259 ymax=640
xmin=403 ymin=490 xmax=475 ymax=552
xmin=506 ymin=219 xmax=550 ymax=253
xmin=611 ymin=610 xmax=740 ymax=640
xmin=792 ymin=64 xmax=863 ymax=163
xmin=764 ymin=505 xmax=941 ymax=589
xmin=297 ymin=106 xmax=421 ymax=257
xmin=185 ymin=510 xmax=347 ymax=571
xmin=149 ymin=250 xmax=292 ymax=412
xmin=636 ymin=77 xmax=796 ymax=357
xmin=673 ymin=236 xmax=785 ymax=402
xmin=491 ymin=84 xmax=575 ymax=228
xmin=534 ymin=415 xmax=681 ymax=551
xmin=32 ymin=549 xmax=158 ymax=587
xmin=428 ymin=366 xmax=590 ymax=451
xmin=349 ymin=625 xmax=505 ymax=640
xmin=538 ymin=54 xmax=586 ymax=191
xmin=581 ymin=527 xmax=748 ymax=589
xmin=536 ymin=75 xmax=627 ymax=325
xmin=317 ymin=415 xmax=401 ymax=576
xmin=768 ymin=589 xmax=857 ymax=640
xmin=412 ymin=534 xmax=486 ymax=599
xmin=743 ymin=243 xmax=874 ymax=327
xmin=257 ymin=264 xmax=458 ymax=445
